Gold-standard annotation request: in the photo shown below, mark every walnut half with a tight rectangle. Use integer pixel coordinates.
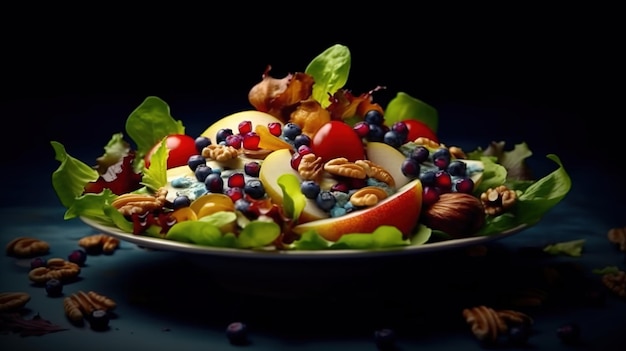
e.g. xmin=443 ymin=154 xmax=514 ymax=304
xmin=480 ymin=185 xmax=517 ymax=216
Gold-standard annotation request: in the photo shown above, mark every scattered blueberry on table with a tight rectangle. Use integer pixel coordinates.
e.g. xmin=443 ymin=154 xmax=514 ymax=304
xmin=67 ymin=249 xmax=87 ymax=266
xmin=226 ymin=321 xmax=249 ymax=345
xmin=44 ymin=278 xmax=63 ymax=297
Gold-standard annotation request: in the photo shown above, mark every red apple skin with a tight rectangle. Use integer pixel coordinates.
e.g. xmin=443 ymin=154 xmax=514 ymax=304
xmin=310 ymin=121 xmax=366 ymax=163
xmin=403 ymin=120 xmax=439 ymax=144
xmin=144 ymin=134 xmax=198 ymax=169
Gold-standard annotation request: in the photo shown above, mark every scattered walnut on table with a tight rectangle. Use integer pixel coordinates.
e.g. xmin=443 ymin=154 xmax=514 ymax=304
xmin=480 ymin=185 xmax=517 ymax=216
xmin=5 ymin=237 xmax=50 ymax=258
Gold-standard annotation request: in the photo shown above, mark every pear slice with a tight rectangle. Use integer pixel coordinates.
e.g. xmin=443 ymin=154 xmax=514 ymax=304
xmin=365 ymin=142 xmax=412 ymax=189
xmin=258 ymin=149 xmax=329 ymax=223
xmin=201 ymin=110 xmax=284 ymax=142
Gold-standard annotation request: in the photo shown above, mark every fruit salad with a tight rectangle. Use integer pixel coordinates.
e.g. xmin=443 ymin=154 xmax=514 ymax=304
xmin=51 ymin=44 xmax=572 ymax=251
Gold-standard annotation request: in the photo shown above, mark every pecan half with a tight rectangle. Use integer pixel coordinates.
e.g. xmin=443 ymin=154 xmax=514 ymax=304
xmin=0 ymin=292 xmax=31 ymax=312
xmin=6 ymin=237 xmax=50 ymax=257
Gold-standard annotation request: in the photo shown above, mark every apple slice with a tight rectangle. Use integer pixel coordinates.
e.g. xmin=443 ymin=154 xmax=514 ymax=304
xmin=291 ymin=179 xmax=423 ymax=242
xmin=201 ymin=110 xmax=284 ymax=142
xmin=258 ymin=148 xmax=329 ymax=223
xmin=365 ymin=142 xmax=412 ymax=189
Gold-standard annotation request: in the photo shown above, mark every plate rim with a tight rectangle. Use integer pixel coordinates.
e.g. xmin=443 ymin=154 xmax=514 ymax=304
xmin=80 ymin=216 xmax=528 ymax=260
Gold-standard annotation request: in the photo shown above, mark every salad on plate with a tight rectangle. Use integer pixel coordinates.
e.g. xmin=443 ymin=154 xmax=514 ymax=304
xmin=51 ymin=44 xmax=572 ymax=252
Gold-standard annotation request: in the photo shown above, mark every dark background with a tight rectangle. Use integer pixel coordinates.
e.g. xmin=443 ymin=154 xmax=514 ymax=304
xmin=1 ymin=7 xmax=620 ymax=169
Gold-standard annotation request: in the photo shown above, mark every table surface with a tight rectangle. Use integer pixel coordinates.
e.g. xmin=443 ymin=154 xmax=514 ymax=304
xmin=1 ymin=95 xmax=625 ymax=351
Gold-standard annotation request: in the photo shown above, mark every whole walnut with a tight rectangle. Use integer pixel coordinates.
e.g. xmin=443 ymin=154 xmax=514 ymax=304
xmin=421 ymin=193 xmax=485 ymax=238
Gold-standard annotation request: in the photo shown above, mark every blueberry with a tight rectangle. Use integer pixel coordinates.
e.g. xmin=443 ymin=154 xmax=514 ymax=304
xmin=204 ymin=173 xmax=224 ymax=193
xmin=373 ymin=328 xmax=397 ymax=350
xmin=419 ymin=170 xmax=437 ymax=186
xmin=215 ymin=128 xmax=233 ymax=144
xmin=447 ymin=160 xmax=467 ymax=177
xmin=226 ymin=321 xmax=249 ymax=345
xmin=244 ymin=161 xmax=261 ymax=177
xmin=67 ymin=249 xmax=87 ymax=266
xmin=244 ymin=179 xmax=265 ymax=199
xmin=508 ymin=325 xmax=531 ymax=345
xmin=316 ymin=191 xmax=336 ymax=211
xmin=432 ymin=148 xmax=451 ymax=169
xmin=556 ymin=322 xmax=581 ymax=344
xmin=383 ymin=130 xmax=405 ymax=148
xmin=364 ymin=110 xmax=384 ymax=125
xmin=194 ymin=136 xmax=212 ymax=153
xmin=89 ymin=309 xmax=110 ymax=331
xmin=172 ymin=195 xmax=191 ymax=209
xmin=187 ymin=154 xmax=206 ymax=171
xmin=282 ymin=122 xmax=302 ymax=140
xmin=293 ymin=134 xmax=311 ymax=149
xmin=195 ymin=164 xmax=213 ymax=182
xmin=409 ymin=146 xmax=430 ymax=163
xmin=300 ymin=180 xmax=321 ymax=199
xmin=30 ymin=257 xmax=47 ymax=270
xmin=367 ymin=124 xmax=385 ymax=142
xmin=45 ymin=279 xmax=63 ymax=297
xmin=401 ymin=158 xmax=421 ymax=178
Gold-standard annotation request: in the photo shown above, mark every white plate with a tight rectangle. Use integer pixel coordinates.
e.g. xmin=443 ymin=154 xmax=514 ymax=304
xmin=80 ymin=216 xmax=528 ymax=260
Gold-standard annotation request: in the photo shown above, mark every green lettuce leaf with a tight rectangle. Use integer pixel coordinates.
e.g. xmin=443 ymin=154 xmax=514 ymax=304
xmin=236 ymin=221 xmax=281 ymax=248
xmin=277 ymin=173 xmax=306 ymax=221
xmin=64 ymin=190 xmax=117 ymax=222
xmin=50 ymin=141 xmax=99 ymax=209
xmin=305 ymin=44 xmax=351 ymax=108
xmin=140 ymin=138 xmax=168 ymax=191
xmin=329 ymin=226 xmax=409 ymax=250
xmin=543 ymin=239 xmax=585 ymax=257
xmin=477 ymin=154 xmax=571 ymax=236
xmin=473 ymin=156 xmax=508 ymax=195
xmin=384 ymin=92 xmax=439 ymax=133
xmin=292 ymin=231 xmax=332 ymax=250
xmin=125 ymin=96 xmax=185 ymax=159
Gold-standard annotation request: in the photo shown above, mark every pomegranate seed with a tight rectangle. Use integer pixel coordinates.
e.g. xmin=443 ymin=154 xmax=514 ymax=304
xmin=228 ymin=173 xmax=246 ymax=188
xmin=238 ymin=120 xmax=253 ymax=134
xmin=226 ymin=187 xmax=244 ymax=202
xmin=242 ymin=132 xmax=260 ymax=150
xmin=225 ymin=134 xmax=242 ymax=148
xmin=268 ymin=122 xmax=282 ymax=137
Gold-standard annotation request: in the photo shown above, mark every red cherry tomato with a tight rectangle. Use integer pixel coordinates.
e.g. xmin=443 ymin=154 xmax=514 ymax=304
xmin=402 ymin=119 xmax=439 ymax=144
xmin=311 ymin=121 xmax=366 ymax=162
xmin=145 ymin=134 xmax=198 ymax=169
